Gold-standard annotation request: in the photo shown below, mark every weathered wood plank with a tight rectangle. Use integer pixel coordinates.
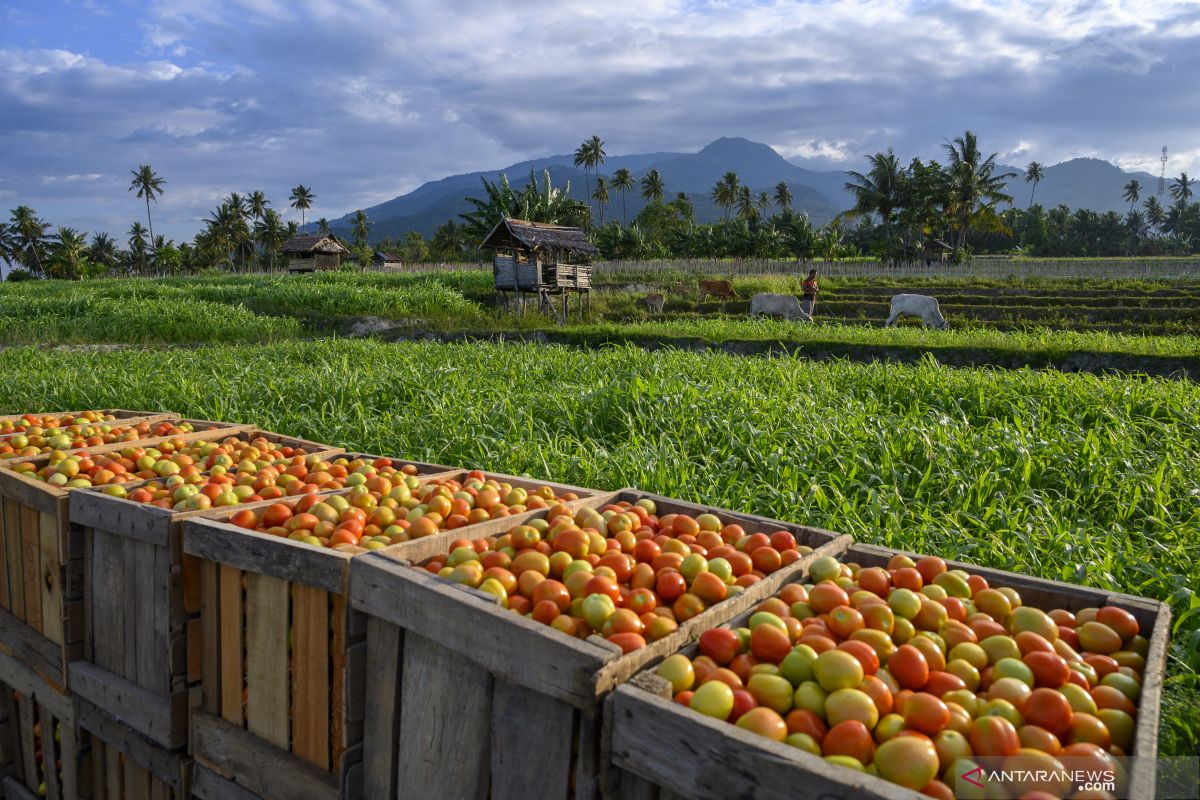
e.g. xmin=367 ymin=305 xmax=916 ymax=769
xmin=0 ymin=607 xmax=63 ymax=685
xmin=18 ymin=506 xmax=41 ymax=633
xmin=76 ymin=696 xmax=188 ymax=789
xmin=245 ymin=572 xmax=289 ymax=750
xmin=331 ymin=591 xmax=350 ymax=772
xmin=291 ymin=583 xmax=329 ymax=771
xmin=189 ymin=763 xmax=260 ymax=800
xmin=0 ymin=499 xmax=9 ymax=612
xmin=1126 ymin=601 xmax=1172 ymax=799
xmin=15 ymin=694 xmax=37 ymax=793
xmin=191 ymin=712 xmax=338 ymax=800
xmin=0 ymin=468 xmax=65 ymax=518
xmin=132 ymin=538 xmax=162 ymax=693
xmin=124 ymin=759 xmax=152 ymax=800
xmin=1 ymin=775 xmax=41 ymax=800
xmin=184 ymin=520 xmax=347 ymax=594
xmin=361 ymin=617 xmax=402 ymax=800
xmin=37 ymin=702 xmax=61 ymax=800
xmin=217 ymin=564 xmax=243 ymax=726
xmin=36 ymin=513 xmax=63 ymax=648
xmin=121 ymin=535 xmax=138 ymax=682
xmin=3 ymin=500 xmax=23 ymax=619
xmin=351 ymin=555 xmax=614 ymax=709
xmin=181 ymin=553 xmax=201 ymax=616
xmin=68 ymin=661 xmax=188 ymax=749
xmin=199 ymin=560 xmax=219 ymax=715
xmin=488 ymin=679 xmax=574 ymax=800
xmin=67 ymin=490 xmax=175 ymax=549
xmin=395 ymin=633 xmax=491 ymax=800
xmin=89 ymin=530 xmax=122 ymax=676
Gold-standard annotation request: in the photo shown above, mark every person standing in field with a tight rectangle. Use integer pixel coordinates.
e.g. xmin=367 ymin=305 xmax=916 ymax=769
xmin=801 ymin=269 xmax=819 ymax=318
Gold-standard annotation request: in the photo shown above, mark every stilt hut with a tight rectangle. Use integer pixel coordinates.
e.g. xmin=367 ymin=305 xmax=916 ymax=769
xmin=480 ymin=217 xmax=595 ymax=321
xmin=281 ymin=233 xmax=350 ymax=273
xmin=923 ymin=239 xmax=953 ymax=265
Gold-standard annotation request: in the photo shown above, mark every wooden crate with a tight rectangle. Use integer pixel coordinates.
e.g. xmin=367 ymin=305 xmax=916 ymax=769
xmin=0 ymin=422 xmax=252 ymax=690
xmin=182 ymin=473 xmax=606 ymax=800
xmin=607 ymin=540 xmax=1172 ymax=800
xmin=77 ymin=698 xmax=191 ymax=800
xmin=332 ymin=453 xmax=461 ymax=479
xmin=0 ymin=649 xmax=88 ymax=800
xmin=0 ymin=410 xmax=174 ymax=427
xmin=66 ymin=430 xmax=344 ymax=749
xmin=348 ymin=489 xmax=850 ymax=800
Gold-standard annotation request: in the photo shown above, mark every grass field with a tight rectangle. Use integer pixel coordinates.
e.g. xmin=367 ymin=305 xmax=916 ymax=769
xmin=0 ymin=339 xmax=1196 ymax=756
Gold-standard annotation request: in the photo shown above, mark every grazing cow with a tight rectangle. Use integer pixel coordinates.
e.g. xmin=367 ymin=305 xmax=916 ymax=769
xmin=750 ymin=293 xmax=812 ymax=322
xmin=697 ymin=279 xmax=739 ymax=308
xmin=885 ymin=294 xmax=949 ymax=329
xmin=639 ymin=293 xmax=665 ymax=314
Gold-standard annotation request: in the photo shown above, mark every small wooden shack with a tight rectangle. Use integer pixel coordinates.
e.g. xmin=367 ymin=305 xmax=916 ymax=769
xmin=371 ymin=249 xmax=403 ymax=269
xmin=281 ymin=233 xmax=349 ymax=273
xmin=480 ymin=217 xmax=595 ymax=321
xmin=923 ymin=239 xmax=953 ymax=265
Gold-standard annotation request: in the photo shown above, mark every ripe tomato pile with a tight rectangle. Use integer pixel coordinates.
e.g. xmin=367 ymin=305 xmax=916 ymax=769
xmin=227 ymin=470 xmax=578 ymax=552
xmin=0 ymin=410 xmax=117 ymax=436
xmin=420 ymin=499 xmax=814 ymax=654
xmin=0 ymin=419 xmax=194 ymax=461
xmin=656 ymin=554 xmax=1144 ymax=797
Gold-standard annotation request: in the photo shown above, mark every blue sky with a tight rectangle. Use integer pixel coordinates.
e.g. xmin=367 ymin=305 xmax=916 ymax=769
xmin=2 ymin=0 xmax=1198 ymax=241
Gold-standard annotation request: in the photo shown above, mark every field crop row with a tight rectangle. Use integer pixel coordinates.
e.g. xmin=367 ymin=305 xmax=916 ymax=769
xmin=0 ymin=338 xmax=1196 ymax=756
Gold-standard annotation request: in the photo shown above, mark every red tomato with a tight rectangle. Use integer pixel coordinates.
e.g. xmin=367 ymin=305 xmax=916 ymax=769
xmin=699 ymin=628 xmax=742 ymax=666
xmin=969 ymin=716 xmax=1020 ymax=757
xmin=749 ymin=623 xmax=792 ymax=663
xmin=655 ymin=571 xmax=687 ymax=602
xmin=888 ymin=644 xmax=930 ymax=690
xmin=903 ymin=692 xmax=950 ymax=735
xmin=1024 ymin=651 xmax=1070 ymax=688
xmin=822 ymin=720 xmax=875 ymax=764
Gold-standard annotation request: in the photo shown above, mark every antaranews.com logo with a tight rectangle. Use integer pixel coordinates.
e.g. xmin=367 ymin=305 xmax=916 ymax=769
xmin=949 ymin=755 xmax=1198 ymax=799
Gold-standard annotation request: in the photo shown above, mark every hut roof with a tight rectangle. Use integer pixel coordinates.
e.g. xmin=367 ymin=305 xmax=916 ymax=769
xmin=281 ymin=233 xmax=349 ymax=255
xmin=372 ymin=249 xmax=402 ymax=262
xmin=924 ymin=239 xmax=953 ymax=250
xmin=480 ymin=217 xmax=597 ymax=255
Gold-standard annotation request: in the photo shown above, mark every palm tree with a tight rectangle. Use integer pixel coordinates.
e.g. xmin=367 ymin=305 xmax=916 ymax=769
xmin=756 ymin=191 xmax=771 ymax=215
xmin=641 ymin=169 xmax=665 ymax=204
xmin=712 ymin=172 xmax=740 ymax=221
xmin=9 ymin=206 xmax=49 ymax=276
xmin=573 ymin=135 xmax=606 ymax=224
xmin=592 ymin=176 xmax=610 ymax=226
xmin=317 ymin=218 xmax=331 ymax=235
xmin=735 ymin=186 xmax=756 ymax=221
xmin=48 ymin=227 xmax=90 ymax=279
xmin=611 ymin=168 xmax=635 ymax=226
xmin=254 ymin=208 xmax=286 ymax=270
xmin=1170 ymin=172 xmax=1194 ymax=204
xmin=352 ymin=210 xmax=371 ymax=247
xmin=1143 ymin=195 xmax=1165 ymax=234
xmin=88 ymin=232 xmax=118 ymax=272
xmin=128 ymin=222 xmax=149 ymax=273
xmin=129 ymin=165 xmax=165 ymax=259
xmin=289 ymin=185 xmax=315 ymax=227
xmin=0 ymin=223 xmax=15 ymax=272
xmin=1024 ymin=162 xmax=1044 ymax=210
xmin=248 ymin=190 xmax=270 ymax=223
xmin=773 ymin=182 xmax=793 ymax=211
xmin=843 ymin=149 xmax=904 ymax=253
xmin=1122 ymin=179 xmax=1141 ymax=213
xmin=943 ymin=131 xmax=1015 ymax=254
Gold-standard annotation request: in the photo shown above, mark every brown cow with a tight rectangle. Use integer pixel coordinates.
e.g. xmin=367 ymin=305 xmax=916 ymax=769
xmin=640 ymin=293 xmax=665 ymax=314
xmin=697 ymin=279 xmax=738 ymax=309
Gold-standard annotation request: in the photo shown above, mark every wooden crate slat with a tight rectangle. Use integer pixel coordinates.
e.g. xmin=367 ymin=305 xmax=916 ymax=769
xmin=37 ymin=513 xmax=63 ymax=648
xmin=244 ymin=572 xmax=289 ymax=750
xmin=189 ymin=763 xmax=260 ymax=800
xmin=121 ymin=536 xmax=139 ymax=686
xmin=191 ymin=711 xmax=338 ymax=800
xmin=187 ymin=522 xmax=345 ymax=595
xmin=77 ymin=693 xmax=190 ymax=791
xmin=199 ymin=561 xmax=219 ymax=716
xmin=394 ymin=633 xmax=491 ymax=800
xmin=69 ymin=662 xmax=188 ymax=750
xmin=15 ymin=694 xmax=37 ymax=797
xmin=18 ymin=505 xmax=41 ymax=634
xmin=360 ymin=617 xmax=402 ymax=800
xmin=291 ymin=583 xmax=330 ymax=771
xmin=330 ymin=592 xmax=349 ymax=773
xmin=217 ymin=564 xmax=243 ymax=726
xmin=2 ymin=499 xmax=22 ymax=617
xmin=488 ymin=679 xmax=574 ymax=800
xmin=89 ymin=530 xmax=124 ymax=676
xmin=38 ymin=701 xmax=62 ymax=800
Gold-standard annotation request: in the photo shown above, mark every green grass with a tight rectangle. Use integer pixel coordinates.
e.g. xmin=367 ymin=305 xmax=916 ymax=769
xmin=0 ymin=339 xmax=1196 ymax=755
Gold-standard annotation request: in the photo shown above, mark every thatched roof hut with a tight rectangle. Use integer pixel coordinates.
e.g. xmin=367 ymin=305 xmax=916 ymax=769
xmin=282 ymin=233 xmax=349 ymax=273
xmin=479 ymin=218 xmax=597 ymax=257
xmin=481 ymin=218 xmax=593 ymax=298
xmin=371 ymin=249 xmax=402 ymax=269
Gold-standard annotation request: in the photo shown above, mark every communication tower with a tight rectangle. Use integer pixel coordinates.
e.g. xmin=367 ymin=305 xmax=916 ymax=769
xmin=1159 ymin=147 xmax=1168 ymax=194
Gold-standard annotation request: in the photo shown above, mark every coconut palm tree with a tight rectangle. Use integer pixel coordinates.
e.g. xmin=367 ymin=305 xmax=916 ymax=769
xmin=317 ymin=218 xmax=331 ymax=235
xmin=1143 ymin=195 xmax=1165 ymax=234
xmin=1024 ymin=162 xmax=1044 ymax=210
xmin=711 ymin=172 xmax=740 ymax=221
xmin=1122 ymin=180 xmax=1141 ymax=214
xmin=254 ymin=208 xmax=286 ymax=270
xmin=756 ymin=191 xmax=771 ymax=214
xmin=88 ymin=232 xmax=118 ymax=273
xmin=9 ymin=206 xmax=49 ymax=276
xmin=289 ymin=185 xmax=315 ymax=227
xmin=128 ymin=222 xmax=149 ymax=273
xmin=352 ymin=210 xmax=371 ymax=247
xmin=640 ymin=169 xmax=665 ymax=205
xmin=843 ymin=149 xmax=904 ymax=255
xmin=128 ymin=165 xmax=165 ymax=259
xmin=611 ymin=168 xmax=635 ymax=226
xmin=0 ymin=223 xmax=15 ymax=272
xmin=773 ymin=182 xmax=792 ymax=211
xmin=47 ymin=227 xmax=90 ymax=279
xmin=1170 ymin=172 xmax=1194 ymax=204
xmin=735 ymin=186 xmax=756 ymax=222
xmin=248 ymin=190 xmax=270 ymax=223
xmin=592 ymin=176 xmax=610 ymax=226
xmin=943 ymin=131 xmax=1014 ymax=254
xmin=573 ymin=135 xmax=606 ymax=224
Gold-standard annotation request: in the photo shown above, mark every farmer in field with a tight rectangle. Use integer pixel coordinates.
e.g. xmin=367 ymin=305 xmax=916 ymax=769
xmin=801 ymin=269 xmax=819 ymax=318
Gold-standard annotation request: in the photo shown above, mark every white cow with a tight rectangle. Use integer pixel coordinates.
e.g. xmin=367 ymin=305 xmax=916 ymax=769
xmin=750 ymin=293 xmax=812 ymax=322
xmin=885 ymin=294 xmax=949 ymax=329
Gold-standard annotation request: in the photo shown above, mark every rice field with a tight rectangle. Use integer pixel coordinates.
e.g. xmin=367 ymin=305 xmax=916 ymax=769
xmin=0 ymin=338 xmax=1196 ymax=756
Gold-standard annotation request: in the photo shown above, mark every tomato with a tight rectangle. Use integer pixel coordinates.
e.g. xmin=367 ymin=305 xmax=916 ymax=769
xmin=605 ymin=632 xmax=646 ymax=654
xmin=808 ymin=582 xmax=850 ymax=614
xmin=1024 ymin=651 xmax=1070 ymax=688
xmin=689 ymin=680 xmax=734 ymax=720
xmin=888 ymin=644 xmax=930 ymax=690
xmin=1095 ymin=606 xmax=1138 ymax=642
xmin=822 ymin=720 xmax=875 ymax=765
xmin=747 ymin=674 xmax=795 ymax=715
xmin=836 ymin=640 xmax=879 ymax=676
xmin=922 ymin=671 xmax=966 ymax=697
xmin=813 ymin=650 xmax=864 ymax=692
xmin=874 ymin=734 xmax=939 ymax=790
xmin=672 ymin=593 xmax=706 ymax=622
xmin=827 ymin=606 xmax=865 ymax=639
xmin=858 ymin=567 xmax=891 ymax=597
xmin=749 ymin=623 xmax=792 ymax=664
xmin=825 ymin=688 xmax=878 ymax=729
xmin=969 ymin=715 xmax=1020 ymax=757
xmin=691 ymin=571 xmax=728 ymax=605
xmin=904 ymin=692 xmax=950 ymax=735
xmin=784 ymin=708 xmax=827 ymax=743
xmin=1001 ymin=749 xmax=1071 ymax=797
xmin=699 ymin=628 xmax=742 ymax=666
xmin=858 ymin=675 xmax=894 ymax=717
xmin=735 ymin=707 xmax=787 ymax=741
xmin=655 ymin=571 xmax=687 ymax=602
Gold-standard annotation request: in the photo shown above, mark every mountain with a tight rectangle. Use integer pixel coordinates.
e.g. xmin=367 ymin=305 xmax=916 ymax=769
xmin=998 ymin=158 xmax=1160 ymax=214
xmin=326 ymin=138 xmax=1166 ymax=241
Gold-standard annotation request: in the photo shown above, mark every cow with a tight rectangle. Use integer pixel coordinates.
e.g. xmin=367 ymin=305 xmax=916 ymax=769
xmin=697 ymin=279 xmax=739 ymax=309
xmin=885 ymin=294 xmax=949 ymax=329
xmin=639 ymin=293 xmax=665 ymax=314
xmin=750 ymin=293 xmax=812 ymax=322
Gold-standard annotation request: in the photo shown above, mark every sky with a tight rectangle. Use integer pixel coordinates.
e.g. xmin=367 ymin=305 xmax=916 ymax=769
xmin=2 ymin=0 xmax=1198 ymax=241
